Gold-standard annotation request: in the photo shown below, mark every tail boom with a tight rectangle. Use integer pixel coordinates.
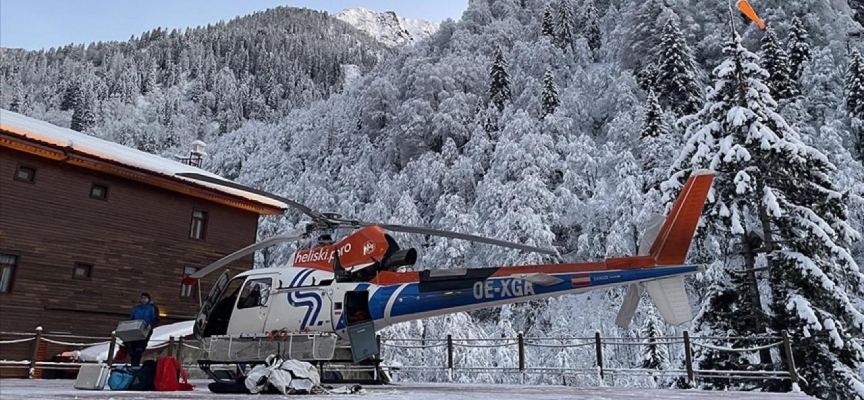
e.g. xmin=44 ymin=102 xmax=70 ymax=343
xmin=364 ymin=170 xmax=715 ymax=329
xmin=368 ymin=265 xmax=699 ymax=328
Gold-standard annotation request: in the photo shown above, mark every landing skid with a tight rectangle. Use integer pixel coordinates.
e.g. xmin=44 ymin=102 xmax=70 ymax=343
xmin=197 ymin=355 xmax=390 ymax=385
xmin=199 ymin=333 xmax=390 ymax=385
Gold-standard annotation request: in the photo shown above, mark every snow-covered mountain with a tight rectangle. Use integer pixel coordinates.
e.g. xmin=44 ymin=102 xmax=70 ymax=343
xmin=336 ymin=7 xmax=438 ymax=47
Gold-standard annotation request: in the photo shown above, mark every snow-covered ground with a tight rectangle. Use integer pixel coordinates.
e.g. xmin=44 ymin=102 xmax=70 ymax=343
xmin=0 ymin=379 xmax=813 ymax=399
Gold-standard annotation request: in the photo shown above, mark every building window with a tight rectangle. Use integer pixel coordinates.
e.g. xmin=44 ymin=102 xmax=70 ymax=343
xmin=0 ymin=254 xmax=18 ymax=293
xmin=90 ymin=183 xmax=109 ymax=200
xmin=189 ymin=210 xmax=208 ymax=240
xmin=14 ymin=165 xmax=36 ymax=183
xmin=72 ymin=263 xmax=93 ymax=280
xmin=181 ymin=265 xmax=198 ymax=298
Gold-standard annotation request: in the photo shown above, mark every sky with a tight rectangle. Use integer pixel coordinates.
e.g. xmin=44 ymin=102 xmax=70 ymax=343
xmin=0 ymin=0 xmax=468 ymax=50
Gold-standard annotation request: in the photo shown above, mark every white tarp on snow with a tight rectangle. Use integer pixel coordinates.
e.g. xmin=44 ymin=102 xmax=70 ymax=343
xmin=0 ymin=109 xmax=286 ymax=210
xmin=71 ymin=320 xmax=195 ymax=362
xmin=245 ymin=356 xmax=322 ymax=395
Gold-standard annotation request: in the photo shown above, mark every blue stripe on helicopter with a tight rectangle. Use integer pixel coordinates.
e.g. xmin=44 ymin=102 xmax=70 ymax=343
xmin=286 ymin=269 xmax=321 ymax=329
xmin=293 ymin=291 xmax=323 ymax=329
xmin=287 ymin=269 xmax=313 ymax=288
xmin=378 ymin=265 xmax=698 ymax=319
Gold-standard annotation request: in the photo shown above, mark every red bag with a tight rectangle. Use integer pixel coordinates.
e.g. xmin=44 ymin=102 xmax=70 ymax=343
xmin=114 ymin=345 xmax=128 ymax=362
xmin=154 ymin=356 xmax=194 ymax=391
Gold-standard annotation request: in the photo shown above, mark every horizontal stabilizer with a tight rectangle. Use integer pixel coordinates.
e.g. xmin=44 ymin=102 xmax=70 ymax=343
xmin=644 ymin=276 xmax=691 ymax=326
xmin=615 ymin=284 xmax=645 ymax=328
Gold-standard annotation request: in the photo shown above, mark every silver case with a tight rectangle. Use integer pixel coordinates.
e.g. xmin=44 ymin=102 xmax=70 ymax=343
xmin=74 ymin=364 xmax=110 ymax=390
xmin=116 ymin=319 xmax=151 ymax=342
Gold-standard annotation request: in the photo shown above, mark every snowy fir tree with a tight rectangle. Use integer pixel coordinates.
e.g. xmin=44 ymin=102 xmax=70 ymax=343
xmin=489 ymin=45 xmax=512 ymax=112
xmin=624 ymin=0 xmax=671 ymax=69
xmin=801 ymin=48 xmax=844 ymax=121
xmin=641 ymin=307 xmax=669 ymax=373
xmin=666 ymin=33 xmax=864 ymax=399
xmin=541 ymin=4 xmax=554 ymax=37
xmin=846 ymin=50 xmax=864 ymax=159
xmin=639 ymin=88 xmax=665 ymax=140
xmin=654 ymin=18 xmax=702 ymax=117
xmin=554 ymin=0 xmax=574 ymax=52
xmin=541 ymin=66 xmax=559 ymax=118
xmin=638 ymin=88 xmax=674 ymax=191
xmin=846 ymin=50 xmax=864 ymax=119
xmin=635 ymin=62 xmax=658 ymax=93
xmin=70 ymin=89 xmax=97 ymax=132
xmin=581 ymin=0 xmax=602 ymax=58
xmin=786 ymin=16 xmax=811 ymax=81
xmin=8 ymin=77 xmax=25 ymax=113
xmin=759 ymin=27 xmax=797 ymax=100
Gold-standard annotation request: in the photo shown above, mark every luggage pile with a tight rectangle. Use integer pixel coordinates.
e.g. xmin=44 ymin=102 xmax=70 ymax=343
xmin=206 ymin=355 xmax=365 ymax=395
xmin=245 ymin=356 xmax=323 ymax=395
xmin=74 ymin=356 xmax=193 ymax=392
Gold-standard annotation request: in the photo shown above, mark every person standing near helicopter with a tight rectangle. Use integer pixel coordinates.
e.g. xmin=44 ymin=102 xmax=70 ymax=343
xmin=127 ymin=292 xmax=160 ymax=366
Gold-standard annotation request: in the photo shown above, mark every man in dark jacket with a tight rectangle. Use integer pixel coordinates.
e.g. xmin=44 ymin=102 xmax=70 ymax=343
xmin=127 ymin=292 xmax=159 ymax=366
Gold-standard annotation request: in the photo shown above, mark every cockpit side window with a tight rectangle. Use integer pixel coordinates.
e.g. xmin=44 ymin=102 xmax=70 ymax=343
xmin=237 ymin=278 xmax=272 ymax=309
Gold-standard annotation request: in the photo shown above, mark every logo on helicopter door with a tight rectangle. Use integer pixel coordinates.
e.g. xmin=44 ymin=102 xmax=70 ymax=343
xmin=363 ymin=241 xmax=375 ymax=255
xmin=286 ymin=269 xmax=324 ymax=330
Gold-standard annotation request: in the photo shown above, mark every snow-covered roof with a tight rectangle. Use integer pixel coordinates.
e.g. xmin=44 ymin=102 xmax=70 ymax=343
xmin=0 ymin=109 xmax=287 ymax=212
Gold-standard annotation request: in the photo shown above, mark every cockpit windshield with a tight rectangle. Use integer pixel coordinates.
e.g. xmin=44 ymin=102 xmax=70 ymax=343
xmin=201 ymin=277 xmax=246 ymax=337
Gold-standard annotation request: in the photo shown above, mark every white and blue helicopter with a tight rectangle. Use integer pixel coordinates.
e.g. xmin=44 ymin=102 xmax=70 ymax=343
xmin=178 ymin=170 xmax=714 ymax=380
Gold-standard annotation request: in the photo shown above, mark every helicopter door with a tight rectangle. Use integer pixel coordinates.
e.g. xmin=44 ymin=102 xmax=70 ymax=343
xmin=343 ymin=290 xmax=377 ymax=363
xmin=226 ymin=276 xmax=275 ymax=335
xmin=194 ymin=270 xmax=231 ymax=340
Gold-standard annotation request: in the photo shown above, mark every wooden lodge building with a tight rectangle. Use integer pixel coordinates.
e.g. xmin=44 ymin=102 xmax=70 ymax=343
xmin=0 ymin=109 xmax=286 ymax=369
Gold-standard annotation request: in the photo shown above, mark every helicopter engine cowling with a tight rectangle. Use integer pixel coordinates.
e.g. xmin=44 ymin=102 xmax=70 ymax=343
xmin=383 ymin=248 xmax=417 ymax=271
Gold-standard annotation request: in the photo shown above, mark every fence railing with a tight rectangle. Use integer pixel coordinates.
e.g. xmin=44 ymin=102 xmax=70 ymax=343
xmin=0 ymin=327 xmax=200 ymax=378
xmin=2 ymin=327 xmax=800 ymax=389
xmin=377 ymin=330 xmax=800 ymax=388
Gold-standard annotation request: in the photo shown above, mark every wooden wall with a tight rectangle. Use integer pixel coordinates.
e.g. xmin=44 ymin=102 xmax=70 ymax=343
xmin=0 ymin=147 xmax=261 ymax=368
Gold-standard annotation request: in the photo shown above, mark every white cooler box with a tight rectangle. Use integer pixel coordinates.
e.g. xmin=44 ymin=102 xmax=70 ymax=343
xmin=74 ymin=364 xmax=110 ymax=390
xmin=115 ymin=319 xmax=151 ymax=342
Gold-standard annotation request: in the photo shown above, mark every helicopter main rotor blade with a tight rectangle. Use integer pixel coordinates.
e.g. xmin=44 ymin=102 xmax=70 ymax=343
xmin=361 ymin=222 xmax=559 ymax=256
xmin=176 ymin=172 xmax=322 ymax=220
xmin=189 ymin=231 xmax=307 ymax=279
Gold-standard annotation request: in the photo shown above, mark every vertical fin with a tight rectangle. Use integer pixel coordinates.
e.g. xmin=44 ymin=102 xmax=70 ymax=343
xmin=649 ymin=170 xmax=715 ymax=265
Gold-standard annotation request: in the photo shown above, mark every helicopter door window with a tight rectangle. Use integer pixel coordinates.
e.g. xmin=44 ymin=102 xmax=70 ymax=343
xmin=237 ymin=278 xmax=272 ymax=309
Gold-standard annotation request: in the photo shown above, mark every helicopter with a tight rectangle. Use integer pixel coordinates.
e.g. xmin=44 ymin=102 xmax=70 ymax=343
xmin=177 ymin=170 xmax=714 ymax=369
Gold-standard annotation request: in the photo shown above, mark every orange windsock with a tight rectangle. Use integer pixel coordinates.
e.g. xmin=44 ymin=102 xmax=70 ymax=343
xmin=736 ymin=0 xmax=766 ymax=30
